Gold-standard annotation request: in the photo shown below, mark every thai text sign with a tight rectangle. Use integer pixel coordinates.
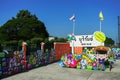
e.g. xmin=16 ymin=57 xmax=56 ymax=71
xmin=70 ymin=35 xmax=104 ymax=47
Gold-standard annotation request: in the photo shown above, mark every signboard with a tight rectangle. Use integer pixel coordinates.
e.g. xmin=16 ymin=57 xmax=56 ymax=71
xmin=70 ymin=35 xmax=104 ymax=47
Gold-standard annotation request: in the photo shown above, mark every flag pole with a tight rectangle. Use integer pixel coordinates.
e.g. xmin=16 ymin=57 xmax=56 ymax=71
xmin=69 ymin=14 xmax=75 ymax=54
xmin=100 ymin=20 xmax=102 ymax=32
xmin=73 ymin=19 xmax=75 ymax=34
xmin=99 ymin=11 xmax=104 ymax=45
xmin=99 ymin=11 xmax=104 ymax=32
xmin=72 ymin=19 xmax=75 ymax=54
xmin=72 ymin=14 xmax=75 ymax=54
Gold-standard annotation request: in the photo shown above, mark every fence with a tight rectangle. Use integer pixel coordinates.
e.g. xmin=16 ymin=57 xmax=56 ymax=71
xmin=0 ymin=42 xmax=71 ymax=79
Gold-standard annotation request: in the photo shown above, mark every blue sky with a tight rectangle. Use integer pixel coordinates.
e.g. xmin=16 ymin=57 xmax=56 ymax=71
xmin=0 ymin=0 xmax=119 ymax=43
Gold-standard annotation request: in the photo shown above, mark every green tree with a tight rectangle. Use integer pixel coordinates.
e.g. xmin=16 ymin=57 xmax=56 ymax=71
xmin=0 ymin=10 xmax=49 ymax=41
xmin=104 ymin=37 xmax=115 ymax=47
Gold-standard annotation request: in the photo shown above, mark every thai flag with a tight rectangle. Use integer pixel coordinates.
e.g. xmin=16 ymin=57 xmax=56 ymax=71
xmin=69 ymin=14 xmax=75 ymax=22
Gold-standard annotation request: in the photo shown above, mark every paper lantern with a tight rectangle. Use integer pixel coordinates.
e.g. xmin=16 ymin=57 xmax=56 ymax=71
xmin=0 ymin=64 xmax=1 ymax=70
xmin=93 ymin=63 xmax=97 ymax=67
xmin=20 ymin=60 xmax=24 ymax=65
xmin=76 ymin=65 xmax=81 ymax=69
xmin=76 ymin=55 xmax=82 ymax=60
xmin=59 ymin=60 xmax=65 ymax=67
xmin=70 ymin=59 xmax=77 ymax=68
xmin=27 ymin=64 xmax=32 ymax=70
xmin=67 ymin=53 xmax=72 ymax=59
xmin=0 ymin=71 xmax=2 ymax=76
xmin=87 ymin=66 xmax=92 ymax=70
xmin=14 ymin=67 xmax=19 ymax=72
xmin=61 ymin=56 xmax=65 ymax=60
xmin=93 ymin=67 xmax=98 ymax=70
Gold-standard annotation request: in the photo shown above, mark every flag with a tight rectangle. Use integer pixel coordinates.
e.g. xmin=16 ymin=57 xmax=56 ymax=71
xmin=99 ymin=11 xmax=104 ymax=21
xmin=69 ymin=14 xmax=75 ymax=22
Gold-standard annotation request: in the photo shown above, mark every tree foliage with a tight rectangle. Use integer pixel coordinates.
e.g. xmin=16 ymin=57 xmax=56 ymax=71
xmin=104 ymin=37 xmax=115 ymax=47
xmin=0 ymin=10 xmax=49 ymax=42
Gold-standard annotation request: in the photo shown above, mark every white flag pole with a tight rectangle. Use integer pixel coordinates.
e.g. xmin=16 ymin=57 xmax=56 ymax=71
xmin=72 ymin=14 xmax=75 ymax=54
xmin=100 ymin=20 xmax=102 ymax=32
xmin=99 ymin=11 xmax=104 ymax=32
xmin=73 ymin=20 xmax=75 ymax=34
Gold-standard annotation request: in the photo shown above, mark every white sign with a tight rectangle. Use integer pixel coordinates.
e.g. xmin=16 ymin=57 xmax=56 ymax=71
xmin=70 ymin=35 xmax=104 ymax=47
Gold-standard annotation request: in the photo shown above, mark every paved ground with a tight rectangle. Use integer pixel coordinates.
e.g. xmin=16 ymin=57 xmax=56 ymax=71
xmin=1 ymin=60 xmax=120 ymax=80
